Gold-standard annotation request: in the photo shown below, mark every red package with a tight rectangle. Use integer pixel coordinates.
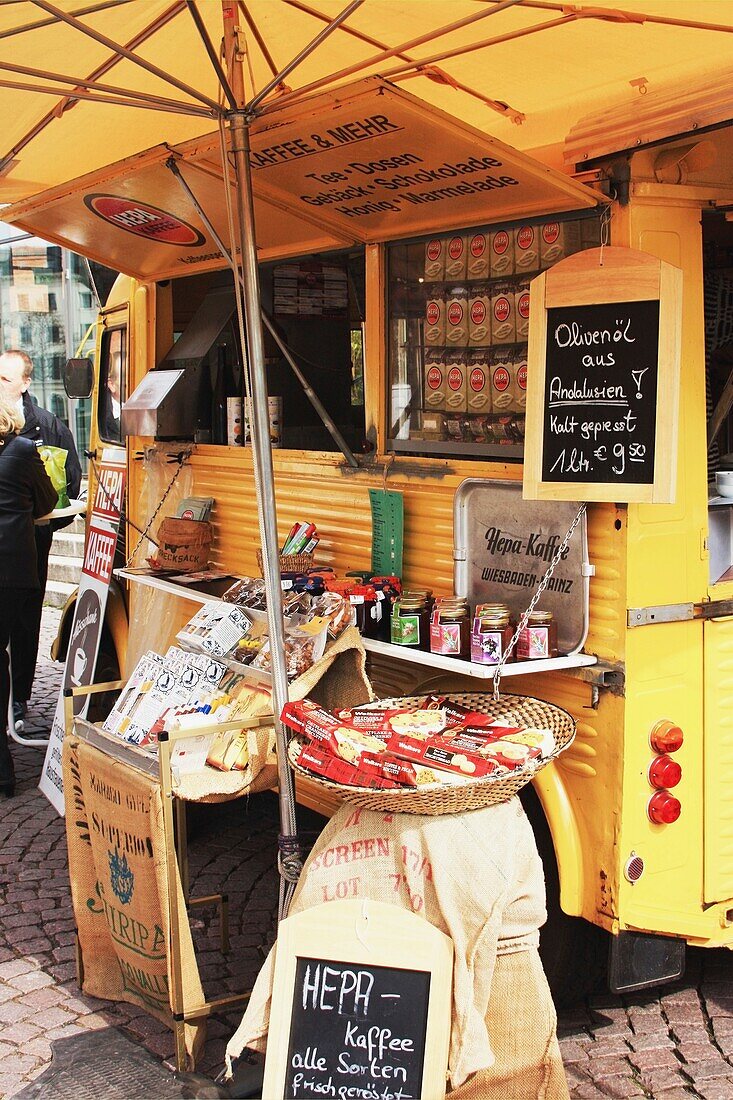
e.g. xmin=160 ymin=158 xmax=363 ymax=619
xmin=281 ymin=699 xmax=341 ymax=736
xmin=386 ymin=732 xmax=498 ymax=779
xmin=421 ymin=694 xmax=496 ymax=729
xmin=297 ymin=742 xmax=399 ymax=788
xmin=481 ymin=739 xmax=541 ymax=770
xmin=336 ymin=706 xmax=411 ymax=736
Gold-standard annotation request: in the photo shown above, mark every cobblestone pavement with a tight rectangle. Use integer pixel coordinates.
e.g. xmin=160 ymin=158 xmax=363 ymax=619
xmin=2 ymin=608 xmax=733 ymax=1099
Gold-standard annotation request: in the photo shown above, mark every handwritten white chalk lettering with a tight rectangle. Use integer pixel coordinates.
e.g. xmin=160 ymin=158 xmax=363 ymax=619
xmin=554 ymin=318 xmax=635 ymax=348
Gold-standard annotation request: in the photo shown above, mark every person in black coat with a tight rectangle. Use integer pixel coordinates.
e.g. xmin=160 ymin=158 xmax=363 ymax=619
xmin=0 ymin=349 xmax=82 ymax=719
xmin=0 ymin=394 xmax=58 ymax=796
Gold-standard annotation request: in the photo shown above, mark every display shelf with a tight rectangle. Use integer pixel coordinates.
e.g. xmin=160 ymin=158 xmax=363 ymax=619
xmin=116 ymin=568 xmax=233 ymax=605
xmin=709 ymin=495 xmax=733 ymax=508
xmin=388 ymin=438 xmax=524 ymax=459
xmin=362 ymin=637 xmax=596 ymax=679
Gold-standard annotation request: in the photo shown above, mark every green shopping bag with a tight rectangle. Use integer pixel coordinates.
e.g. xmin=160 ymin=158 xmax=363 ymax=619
xmin=39 ymin=445 xmax=70 ymax=509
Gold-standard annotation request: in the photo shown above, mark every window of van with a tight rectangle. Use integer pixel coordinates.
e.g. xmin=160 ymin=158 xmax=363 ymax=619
xmin=98 ymin=325 xmax=126 ymax=444
xmin=167 ymin=248 xmax=366 ymax=452
xmin=385 ymin=213 xmax=600 ymax=459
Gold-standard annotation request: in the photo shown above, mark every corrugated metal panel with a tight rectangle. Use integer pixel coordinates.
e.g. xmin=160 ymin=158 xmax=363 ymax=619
xmin=704 ymin=618 xmax=733 ymax=903
xmin=586 ymin=503 xmax=627 ymax=663
xmin=187 ymin=450 xmax=522 ymax=595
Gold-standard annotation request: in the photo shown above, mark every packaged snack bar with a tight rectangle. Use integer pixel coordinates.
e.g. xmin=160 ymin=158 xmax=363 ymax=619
xmin=467 ymin=349 xmax=492 ymax=415
xmin=386 ymin=732 xmax=499 ymax=778
xmin=515 ymin=281 xmax=531 ymax=341
xmin=296 ymin=742 xmax=399 ymax=789
xmin=539 ymin=219 xmax=583 ymax=268
xmin=206 ymin=730 xmax=251 ymax=771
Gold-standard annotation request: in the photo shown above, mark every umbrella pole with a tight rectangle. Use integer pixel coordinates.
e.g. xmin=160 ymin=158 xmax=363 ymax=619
xmin=224 ymin=9 xmax=301 ymax=920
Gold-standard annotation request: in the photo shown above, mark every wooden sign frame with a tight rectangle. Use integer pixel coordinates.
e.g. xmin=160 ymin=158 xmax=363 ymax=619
xmin=523 ymin=246 xmax=683 ymax=503
xmin=262 ymin=899 xmax=454 ymax=1100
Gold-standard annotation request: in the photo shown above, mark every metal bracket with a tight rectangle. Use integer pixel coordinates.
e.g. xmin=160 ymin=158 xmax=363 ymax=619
xmin=627 ymin=600 xmax=733 ymax=628
xmin=564 ymin=659 xmax=625 ymax=698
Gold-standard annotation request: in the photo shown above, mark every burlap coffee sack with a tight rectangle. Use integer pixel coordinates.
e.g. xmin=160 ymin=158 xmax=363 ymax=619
xmin=63 ymin=736 xmax=206 ymax=1065
xmin=448 ymin=950 xmax=569 ymax=1100
xmin=226 ymin=796 xmax=547 ymax=1089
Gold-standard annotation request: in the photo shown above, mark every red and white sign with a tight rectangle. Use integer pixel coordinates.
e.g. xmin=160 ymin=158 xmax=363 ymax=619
xmin=84 ymin=194 xmax=205 ymax=247
xmin=447 ymin=302 xmax=463 ymax=326
xmin=448 ymin=237 xmax=464 ymax=260
xmin=517 ymin=226 xmax=535 ymax=251
xmin=518 ymin=291 xmax=531 ymax=320
xmin=494 ymin=297 xmax=511 ymax=322
xmin=470 ymin=234 xmax=487 ymax=258
xmin=492 ymin=231 xmax=509 ymax=256
xmin=518 ymin=364 xmax=528 ymax=391
xmin=542 ymin=222 xmax=560 ymax=244
xmin=448 ymin=366 xmax=463 ymax=391
xmin=470 ymin=367 xmax=486 ymax=391
xmin=426 ymin=301 xmax=441 ymax=325
xmin=470 ymin=301 xmax=486 ymax=324
xmin=493 ymin=366 xmax=510 ymax=391
xmin=426 ymin=239 xmax=442 ymax=261
xmin=427 ymin=365 xmax=443 ymax=390
xmin=40 ymin=447 xmax=127 ymax=815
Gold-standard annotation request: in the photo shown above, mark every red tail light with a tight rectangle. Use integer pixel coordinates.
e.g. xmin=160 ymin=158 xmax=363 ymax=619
xmin=649 ymin=755 xmax=682 ymax=789
xmin=648 ymin=791 xmax=682 ymax=825
xmin=650 ymin=720 xmax=684 ymax=754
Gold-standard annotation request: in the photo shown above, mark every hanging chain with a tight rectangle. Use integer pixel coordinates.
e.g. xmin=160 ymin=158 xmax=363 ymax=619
xmin=124 ymin=456 xmax=190 ymax=567
xmin=493 ymin=502 xmax=587 ymax=701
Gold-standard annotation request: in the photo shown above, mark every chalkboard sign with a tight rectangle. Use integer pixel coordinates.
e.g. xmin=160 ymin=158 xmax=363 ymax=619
xmin=262 ymin=900 xmax=453 ymax=1100
xmin=523 ymin=247 xmax=682 ymax=504
xmin=542 ymin=299 xmax=660 ymax=484
xmin=285 ymin=958 xmax=430 ymax=1098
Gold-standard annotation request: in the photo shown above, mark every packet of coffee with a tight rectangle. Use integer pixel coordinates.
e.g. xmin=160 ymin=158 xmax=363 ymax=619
xmin=490 ymin=227 xmax=515 ymax=277
xmin=466 ymin=349 xmax=492 ymax=415
xmin=491 ymin=281 xmax=516 ymax=344
xmin=467 ymin=231 xmax=490 ymax=279
xmin=515 ymin=224 xmax=540 ymax=274
xmin=468 ymin=282 xmax=491 ymax=347
xmin=539 ymin=219 xmax=583 ymax=268
xmin=424 ymin=237 xmax=445 ymax=281
xmin=445 ymin=235 xmax=468 ymax=280
xmin=515 ymin=281 xmax=531 ymax=341
xmin=423 ymin=349 xmax=446 ymax=412
xmin=445 ymin=286 xmax=469 ymax=348
xmin=425 ymin=287 xmax=446 ymax=346
xmin=444 ymin=350 xmax=468 ymax=414
xmin=490 ymin=347 xmax=515 ymax=412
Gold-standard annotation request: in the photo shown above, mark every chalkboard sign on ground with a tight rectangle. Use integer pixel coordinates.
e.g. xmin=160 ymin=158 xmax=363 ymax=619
xmin=286 ymin=959 xmax=430 ymax=1098
xmin=523 ymin=246 xmax=682 ymax=504
xmin=262 ymin=900 xmax=453 ymax=1100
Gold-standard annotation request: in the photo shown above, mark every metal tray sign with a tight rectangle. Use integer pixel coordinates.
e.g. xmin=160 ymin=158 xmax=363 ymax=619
xmin=453 ymin=478 xmax=591 ymax=656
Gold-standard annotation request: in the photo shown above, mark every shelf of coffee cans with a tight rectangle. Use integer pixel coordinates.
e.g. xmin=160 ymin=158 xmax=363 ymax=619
xmin=361 ymin=637 xmax=597 ymax=679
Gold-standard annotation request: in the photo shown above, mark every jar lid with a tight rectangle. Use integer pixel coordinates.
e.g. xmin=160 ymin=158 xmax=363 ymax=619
xmin=439 ymin=607 xmax=469 ymax=621
xmin=528 ymin=610 xmax=553 ymax=623
xmin=476 ymin=602 xmax=509 ymax=614
xmin=477 ymin=613 xmax=510 ymax=627
xmin=397 ymin=597 xmax=425 ymax=610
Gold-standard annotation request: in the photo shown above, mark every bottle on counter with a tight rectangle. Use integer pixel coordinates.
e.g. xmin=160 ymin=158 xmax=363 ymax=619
xmin=349 ymin=585 xmax=382 ymax=638
xmin=516 ymin=610 xmax=558 ymax=661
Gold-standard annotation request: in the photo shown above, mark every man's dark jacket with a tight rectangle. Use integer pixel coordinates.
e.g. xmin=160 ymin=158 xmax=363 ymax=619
xmin=0 ymin=435 xmax=58 ymax=587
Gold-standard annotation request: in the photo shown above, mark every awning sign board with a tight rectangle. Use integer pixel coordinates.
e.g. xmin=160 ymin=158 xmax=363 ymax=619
xmin=5 ymin=78 xmax=602 ymax=280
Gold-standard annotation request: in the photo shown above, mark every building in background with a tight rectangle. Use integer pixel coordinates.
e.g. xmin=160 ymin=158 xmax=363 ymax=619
xmin=0 ymin=222 xmax=117 ymax=455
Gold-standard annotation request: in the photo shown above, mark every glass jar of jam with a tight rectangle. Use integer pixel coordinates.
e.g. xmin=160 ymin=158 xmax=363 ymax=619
xmin=349 ymin=585 xmax=383 ymax=639
xmin=517 ymin=610 xmax=558 ymax=661
xmin=430 ymin=599 xmax=470 ymax=659
xmin=471 ymin=609 xmax=515 ymax=666
xmin=391 ymin=595 xmax=430 ymax=650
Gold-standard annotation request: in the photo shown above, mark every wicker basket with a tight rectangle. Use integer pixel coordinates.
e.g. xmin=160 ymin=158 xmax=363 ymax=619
xmin=256 ymin=549 xmax=314 ymax=576
xmin=287 ymin=692 xmax=575 ymax=815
